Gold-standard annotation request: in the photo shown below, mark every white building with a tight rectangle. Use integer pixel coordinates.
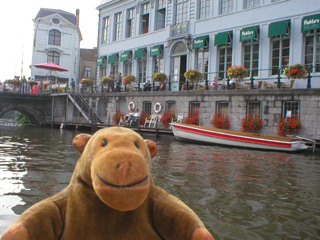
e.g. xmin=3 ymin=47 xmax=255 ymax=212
xmin=31 ymin=8 xmax=82 ymax=85
xmin=96 ymin=0 xmax=320 ymax=90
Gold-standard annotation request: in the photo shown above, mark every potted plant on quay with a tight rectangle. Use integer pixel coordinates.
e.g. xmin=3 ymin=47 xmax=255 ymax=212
xmin=240 ymin=115 xmax=263 ymax=133
xmin=123 ymin=75 xmax=136 ymax=91
xmin=227 ymin=65 xmax=248 ymax=80
xmin=139 ymin=111 xmax=150 ymax=126
xmin=276 ymin=116 xmax=301 ymax=136
xmin=112 ymin=110 xmax=125 ymax=125
xmin=210 ymin=112 xmax=230 ymax=129
xmin=160 ymin=111 xmax=176 ymax=128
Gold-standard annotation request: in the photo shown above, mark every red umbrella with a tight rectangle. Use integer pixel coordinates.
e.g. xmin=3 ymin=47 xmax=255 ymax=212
xmin=33 ymin=62 xmax=68 ymax=72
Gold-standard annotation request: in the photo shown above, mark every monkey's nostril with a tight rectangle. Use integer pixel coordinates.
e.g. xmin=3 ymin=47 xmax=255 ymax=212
xmin=116 ymin=163 xmax=120 ymax=169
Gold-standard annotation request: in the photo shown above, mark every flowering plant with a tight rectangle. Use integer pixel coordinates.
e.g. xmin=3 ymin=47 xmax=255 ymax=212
xmin=152 ymin=72 xmax=167 ymax=82
xmin=227 ymin=65 xmax=248 ymax=80
xmin=28 ymin=81 xmax=39 ymax=87
xmin=123 ymin=75 xmax=136 ymax=85
xmin=240 ymin=115 xmax=263 ymax=133
xmin=184 ymin=110 xmax=199 ymax=125
xmin=80 ymin=78 xmax=94 ymax=86
xmin=139 ymin=111 xmax=150 ymax=126
xmin=276 ymin=116 xmax=301 ymax=136
xmin=99 ymin=76 xmax=112 ymax=85
xmin=210 ymin=112 xmax=230 ymax=129
xmin=112 ymin=110 xmax=125 ymax=125
xmin=184 ymin=70 xmax=203 ymax=83
xmin=160 ymin=111 xmax=176 ymax=128
xmin=5 ymin=79 xmax=21 ymax=86
xmin=283 ymin=64 xmax=308 ymax=79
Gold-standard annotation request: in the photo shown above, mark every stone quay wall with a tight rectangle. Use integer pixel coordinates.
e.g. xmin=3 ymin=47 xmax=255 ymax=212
xmin=53 ymin=89 xmax=320 ymax=140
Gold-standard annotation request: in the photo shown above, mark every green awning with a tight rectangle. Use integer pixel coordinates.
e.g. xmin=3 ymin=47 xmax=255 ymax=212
xmin=120 ymin=51 xmax=130 ymax=62
xmin=268 ymin=20 xmax=288 ymax=37
xmin=301 ymin=14 xmax=320 ymax=32
xmin=214 ymin=32 xmax=229 ymax=46
xmin=108 ymin=54 xmax=116 ymax=64
xmin=150 ymin=45 xmax=163 ymax=57
xmin=134 ymin=48 xmax=144 ymax=59
xmin=240 ymin=26 xmax=258 ymax=42
xmin=192 ymin=36 xmax=209 ymax=49
xmin=96 ymin=57 xmax=104 ymax=66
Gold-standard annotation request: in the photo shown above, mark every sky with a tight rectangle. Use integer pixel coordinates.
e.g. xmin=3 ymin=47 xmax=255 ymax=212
xmin=0 ymin=0 xmax=101 ymax=81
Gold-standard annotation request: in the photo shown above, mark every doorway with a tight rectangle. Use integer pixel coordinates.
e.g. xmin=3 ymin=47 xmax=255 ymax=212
xmin=171 ymin=42 xmax=188 ymax=91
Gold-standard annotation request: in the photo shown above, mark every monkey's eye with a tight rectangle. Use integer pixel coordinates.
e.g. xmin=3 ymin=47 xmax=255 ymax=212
xmin=102 ymin=140 xmax=107 ymax=147
xmin=134 ymin=142 xmax=139 ymax=149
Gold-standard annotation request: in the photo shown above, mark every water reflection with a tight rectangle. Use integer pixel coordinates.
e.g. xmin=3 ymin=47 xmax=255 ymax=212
xmin=0 ymin=126 xmax=320 ymax=239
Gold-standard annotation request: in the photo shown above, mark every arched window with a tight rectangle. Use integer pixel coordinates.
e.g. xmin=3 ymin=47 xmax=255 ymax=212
xmin=172 ymin=42 xmax=187 ymax=56
xmin=47 ymin=51 xmax=60 ymax=65
xmin=49 ymin=29 xmax=61 ymax=46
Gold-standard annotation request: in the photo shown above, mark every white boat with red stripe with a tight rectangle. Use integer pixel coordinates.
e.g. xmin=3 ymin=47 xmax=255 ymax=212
xmin=170 ymin=123 xmax=313 ymax=152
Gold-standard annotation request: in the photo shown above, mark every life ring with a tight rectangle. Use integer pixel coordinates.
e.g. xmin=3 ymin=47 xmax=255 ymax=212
xmin=128 ymin=102 xmax=135 ymax=111
xmin=154 ymin=103 xmax=162 ymax=113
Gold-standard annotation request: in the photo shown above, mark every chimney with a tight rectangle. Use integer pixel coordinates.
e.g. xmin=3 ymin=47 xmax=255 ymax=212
xmin=76 ymin=9 xmax=80 ymax=26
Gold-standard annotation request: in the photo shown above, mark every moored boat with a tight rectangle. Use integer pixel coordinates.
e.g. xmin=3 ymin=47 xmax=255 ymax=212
xmin=170 ymin=123 xmax=313 ymax=152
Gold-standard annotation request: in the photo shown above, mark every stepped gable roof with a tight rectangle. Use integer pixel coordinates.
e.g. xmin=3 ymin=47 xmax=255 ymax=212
xmin=80 ymin=49 xmax=98 ymax=61
xmin=35 ymin=8 xmax=76 ymax=25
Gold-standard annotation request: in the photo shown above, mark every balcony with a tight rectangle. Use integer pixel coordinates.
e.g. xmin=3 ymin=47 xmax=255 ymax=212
xmin=169 ymin=21 xmax=189 ymax=38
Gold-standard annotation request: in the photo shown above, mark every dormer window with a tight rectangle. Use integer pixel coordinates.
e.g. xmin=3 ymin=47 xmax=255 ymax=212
xmin=52 ymin=18 xmax=60 ymax=24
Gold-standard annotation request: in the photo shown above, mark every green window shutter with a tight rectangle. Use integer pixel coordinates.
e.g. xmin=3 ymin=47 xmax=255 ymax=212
xmin=108 ymin=54 xmax=115 ymax=64
xmin=120 ymin=52 xmax=130 ymax=62
xmin=134 ymin=49 xmax=144 ymax=59
xmin=150 ymin=45 xmax=162 ymax=57
xmin=193 ymin=36 xmax=209 ymax=49
xmin=301 ymin=14 xmax=320 ymax=32
xmin=268 ymin=20 xmax=288 ymax=37
xmin=240 ymin=27 xmax=257 ymax=42
xmin=96 ymin=57 xmax=104 ymax=66
xmin=214 ymin=32 xmax=229 ymax=46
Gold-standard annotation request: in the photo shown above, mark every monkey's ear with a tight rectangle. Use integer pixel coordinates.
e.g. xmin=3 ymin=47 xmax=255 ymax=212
xmin=72 ymin=134 xmax=92 ymax=153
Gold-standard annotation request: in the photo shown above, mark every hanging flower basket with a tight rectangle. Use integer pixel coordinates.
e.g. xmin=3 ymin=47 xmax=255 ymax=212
xmin=184 ymin=70 xmax=203 ymax=83
xmin=240 ymin=115 xmax=263 ymax=133
xmin=80 ymin=78 xmax=94 ymax=86
xmin=152 ymin=72 xmax=167 ymax=83
xmin=210 ymin=112 xmax=230 ymax=129
xmin=283 ymin=64 xmax=308 ymax=79
xmin=5 ymin=79 xmax=21 ymax=86
xmin=100 ymin=76 xmax=112 ymax=86
xmin=276 ymin=116 xmax=301 ymax=136
xmin=227 ymin=65 xmax=248 ymax=80
xmin=123 ymin=75 xmax=136 ymax=86
xmin=28 ymin=81 xmax=38 ymax=87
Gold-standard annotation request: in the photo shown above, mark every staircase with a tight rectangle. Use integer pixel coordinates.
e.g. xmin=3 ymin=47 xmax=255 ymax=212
xmin=67 ymin=90 xmax=103 ymax=124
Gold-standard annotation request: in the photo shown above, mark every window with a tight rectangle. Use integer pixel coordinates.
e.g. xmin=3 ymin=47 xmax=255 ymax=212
xmin=126 ymin=8 xmax=135 ymax=38
xmin=220 ymin=0 xmax=234 ymax=14
xmin=243 ymin=28 xmax=259 ymax=77
xmin=48 ymin=29 xmax=61 ymax=46
xmin=116 ymin=99 xmax=126 ymax=115
xmin=271 ymin=22 xmax=290 ymax=75
xmin=153 ymin=58 xmax=164 ymax=74
xmin=304 ymin=29 xmax=320 ymax=73
xmin=141 ymin=2 xmax=150 ymax=34
xmin=52 ymin=18 xmax=60 ymax=24
xmin=282 ymin=101 xmax=299 ymax=118
xmin=166 ymin=101 xmax=176 ymax=113
xmin=102 ymin=16 xmax=110 ymax=44
xmin=84 ymin=67 xmax=92 ymax=78
xmin=111 ymin=54 xmax=119 ymax=76
xmin=124 ymin=52 xmax=133 ymax=76
xmin=143 ymin=101 xmax=152 ymax=115
xmin=114 ymin=12 xmax=122 ymax=41
xmin=198 ymin=0 xmax=210 ymax=19
xmin=156 ymin=0 xmax=166 ymax=30
xmin=47 ymin=51 xmax=60 ymax=65
xmin=217 ymin=33 xmax=233 ymax=79
xmin=244 ymin=0 xmax=260 ymax=9
xmin=137 ymin=49 xmax=147 ymax=83
xmin=247 ymin=101 xmax=261 ymax=117
xmin=175 ymin=0 xmax=188 ymax=24
xmin=196 ymin=50 xmax=209 ymax=81
xmin=216 ymin=102 xmax=229 ymax=116
xmin=189 ymin=101 xmax=200 ymax=116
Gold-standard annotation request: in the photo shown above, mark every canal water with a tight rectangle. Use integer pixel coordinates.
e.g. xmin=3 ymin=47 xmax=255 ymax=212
xmin=0 ymin=123 xmax=320 ymax=239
